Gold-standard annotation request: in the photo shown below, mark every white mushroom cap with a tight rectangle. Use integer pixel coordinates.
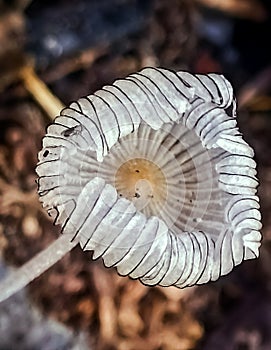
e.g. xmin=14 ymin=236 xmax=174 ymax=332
xmin=36 ymin=67 xmax=262 ymax=288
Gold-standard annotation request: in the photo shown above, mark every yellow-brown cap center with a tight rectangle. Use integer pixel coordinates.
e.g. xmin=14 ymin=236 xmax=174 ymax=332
xmin=115 ymin=158 xmax=167 ymax=212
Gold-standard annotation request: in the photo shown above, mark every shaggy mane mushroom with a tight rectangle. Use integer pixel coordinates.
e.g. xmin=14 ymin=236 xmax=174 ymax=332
xmin=0 ymin=67 xmax=262 ymax=302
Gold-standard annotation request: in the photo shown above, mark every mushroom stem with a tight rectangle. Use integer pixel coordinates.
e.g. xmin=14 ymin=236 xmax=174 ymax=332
xmin=0 ymin=234 xmax=78 ymax=303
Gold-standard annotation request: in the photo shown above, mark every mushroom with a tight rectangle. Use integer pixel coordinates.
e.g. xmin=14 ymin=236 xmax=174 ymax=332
xmin=0 ymin=67 xmax=262 ymax=302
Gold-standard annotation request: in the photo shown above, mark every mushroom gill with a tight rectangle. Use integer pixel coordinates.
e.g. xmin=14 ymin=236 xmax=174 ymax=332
xmin=0 ymin=67 xmax=262 ymax=302
xmin=36 ymin=67 xmax=262 ymax=287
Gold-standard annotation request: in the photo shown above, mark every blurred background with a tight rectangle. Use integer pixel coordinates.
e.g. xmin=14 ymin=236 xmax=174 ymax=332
xmin=0 ymin=0 xmax=271 ymax=349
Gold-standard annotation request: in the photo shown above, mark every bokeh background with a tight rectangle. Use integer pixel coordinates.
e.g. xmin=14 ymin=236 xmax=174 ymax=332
xmin=0 ymin=0 xmax=271 ymax=349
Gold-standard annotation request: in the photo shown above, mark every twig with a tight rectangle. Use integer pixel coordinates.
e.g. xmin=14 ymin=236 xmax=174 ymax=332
xmin=238 ymin=65 xmax=271 ymax=109
xmin=42 ymin=45 xmax=108 ymax=83
xmin=196 ymin=0 xmax=267 ymax=21
xmin=19 ymin=65 xmax=65 ymax=120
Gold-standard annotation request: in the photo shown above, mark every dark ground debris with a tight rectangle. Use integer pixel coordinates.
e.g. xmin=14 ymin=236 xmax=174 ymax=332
xmin=0 ymin=0 xmax=271 ymax=349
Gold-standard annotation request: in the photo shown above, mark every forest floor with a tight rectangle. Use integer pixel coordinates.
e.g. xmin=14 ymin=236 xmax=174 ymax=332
xmin=0 ymin=1 xmax=271 ymax=349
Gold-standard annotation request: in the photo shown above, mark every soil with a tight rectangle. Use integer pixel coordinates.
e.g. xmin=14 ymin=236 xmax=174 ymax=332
xmin=0 ymin=0 xmax=270 ymax=349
